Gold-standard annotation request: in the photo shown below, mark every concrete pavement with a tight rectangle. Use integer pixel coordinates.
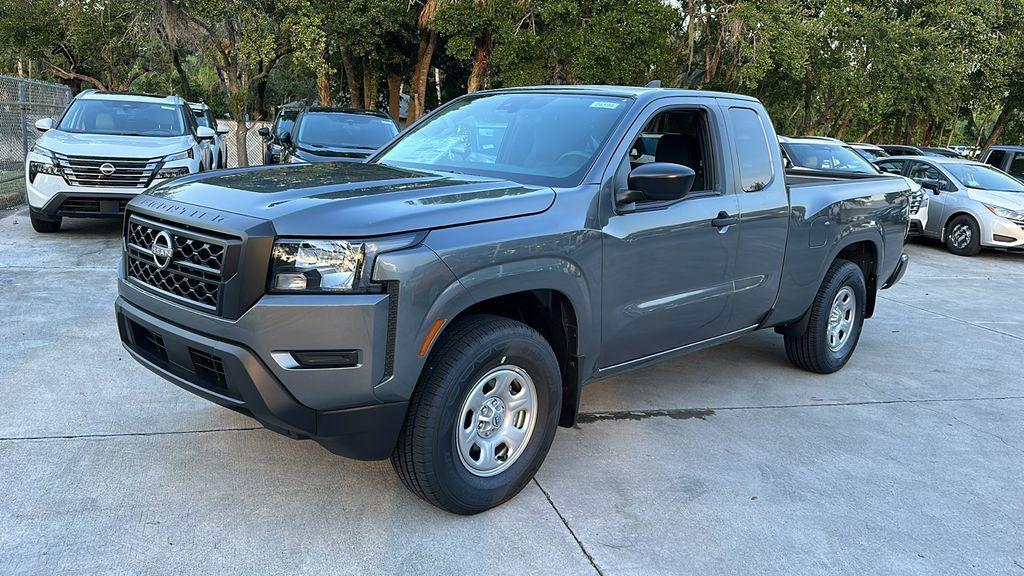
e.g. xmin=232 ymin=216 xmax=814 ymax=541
xmin=1 ymin=206 xmax=1022 ymax=575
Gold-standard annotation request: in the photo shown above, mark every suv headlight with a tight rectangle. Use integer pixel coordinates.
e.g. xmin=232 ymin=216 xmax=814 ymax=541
xmin=30 ymin=143 xmax=54 ymax=158
xmin=985 ymin=204 xmax=1024 ymax=223
xmin=269 ymin=234 xmax=423 ymax=294
xmin=163 ymin=149 xmax=194 ymax=162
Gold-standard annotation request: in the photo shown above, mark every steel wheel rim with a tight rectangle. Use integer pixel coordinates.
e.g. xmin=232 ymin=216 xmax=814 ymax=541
xmin=951 ymin=223 xmax=972 ymax=249
xmin=455 ymin=365 xmax=538 ymax=477
xmin=827 ymin=286 xmax=856 ymax=352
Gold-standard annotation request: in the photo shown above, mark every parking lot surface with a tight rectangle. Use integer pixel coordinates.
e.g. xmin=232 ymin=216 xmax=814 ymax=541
xmin=1 ymin=206 xmax=1023 ymax=575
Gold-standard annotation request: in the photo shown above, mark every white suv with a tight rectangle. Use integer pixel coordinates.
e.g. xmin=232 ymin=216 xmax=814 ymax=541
xmin=26 ymin=90 xmax=215 ymax=233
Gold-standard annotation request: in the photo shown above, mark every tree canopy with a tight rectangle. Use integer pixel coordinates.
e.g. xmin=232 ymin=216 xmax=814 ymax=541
xmin=3 ymin=0 xmax=1023 ymax=150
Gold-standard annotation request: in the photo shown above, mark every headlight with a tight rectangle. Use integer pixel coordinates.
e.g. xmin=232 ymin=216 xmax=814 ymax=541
xmin=985 ymin=204 xmax=1024 ymax=223
xmin=269 ymin=234 xmax=423 ymax=294
xmin=163 ymin=149 xmax=194 ymax=162
xmin=28 ymin=160 xmax=62 ymax=183
xmin=155 ymin=166 xmax=191 ymax=179
xmin=271 ymin=239 xmax=365 ymax=292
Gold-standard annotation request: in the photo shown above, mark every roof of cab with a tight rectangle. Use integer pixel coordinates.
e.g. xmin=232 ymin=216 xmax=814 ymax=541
xmin=476 ymin=84 xmax=761 ymax=103
xmin=884 ymin=155 xmax=987 ymax=166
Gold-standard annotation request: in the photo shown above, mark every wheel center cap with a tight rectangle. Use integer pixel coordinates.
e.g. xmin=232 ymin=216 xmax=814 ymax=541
xmin=477 ymin=397 xmax=506 ymax=438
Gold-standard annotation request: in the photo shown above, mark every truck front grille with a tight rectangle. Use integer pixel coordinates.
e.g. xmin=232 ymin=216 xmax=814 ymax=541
xmin=55 ymin=154 xmax=161 ymax=188
xmin=124 ymin=214 xmax=236 ymax=314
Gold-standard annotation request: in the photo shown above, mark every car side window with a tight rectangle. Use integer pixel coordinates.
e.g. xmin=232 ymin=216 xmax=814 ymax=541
xmin=727 ymin=107 xmax=773 ymax=192
xmin=908 ymin=161 xmax=951 ymax=188
xmin=1007 ymin=153 xmax=1024 ymax=179
xmin=624 ymin=108 xmax=713 ymax=193
xmin=876 ymin=160 xmax=905 ymax=175
xmin=984 ymin=149 xmax=1007 ymax=169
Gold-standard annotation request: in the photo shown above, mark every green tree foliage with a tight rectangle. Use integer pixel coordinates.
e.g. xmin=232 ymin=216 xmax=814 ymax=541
xmin=2 ymin=0 xmax=1023 ymax=148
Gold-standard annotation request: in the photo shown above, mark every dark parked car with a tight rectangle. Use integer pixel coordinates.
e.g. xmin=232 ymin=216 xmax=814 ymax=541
xmin=919 ymin=146 xmax=965 ymax=159
xmin=980 ymin=146 xmax=1024 ymax=180
xmin=278 ymin=107 xmax=399 ymax=164
xmin=849 ymin=142 xmax=890 ymax=162
xmin=879 ymin=144 xmax=960 ymax=158
xmin=258 ymin=103 xmax=302 ymax=164
xmin=116 ymin=86 xmax=911 ymax=514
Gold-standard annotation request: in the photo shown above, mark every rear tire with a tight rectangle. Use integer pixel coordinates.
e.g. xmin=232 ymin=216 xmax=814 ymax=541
xmin=785 ymin=259 xmax=866 ymax=374
xmin=30 ymin=214 xmax=61 ymax=233
xmin=945 ymin=215 xmax=981 ymax=256
xmin=391 ymin=314 xmax=562 ymax=515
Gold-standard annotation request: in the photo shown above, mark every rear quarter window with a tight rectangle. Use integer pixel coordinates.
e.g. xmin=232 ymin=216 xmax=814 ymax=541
xmin=728 ymin=107 xmax=774 ymax=192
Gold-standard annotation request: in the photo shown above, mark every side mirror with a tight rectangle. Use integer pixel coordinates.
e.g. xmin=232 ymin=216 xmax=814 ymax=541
xmin=196 ymin=126 xmax=216 ymax=139
xmin=919 ymin=178 xmax=943 ymax=194
xmin=258 ymin=127 xmax=271 ymax=139
xmin=35 ymin=117 xmax=53 ymax=132
xmin=782 ymin=156 xmax=792 ymax=169
xmin=618 ymin=162 xmax=696 ymax=205
xmin=216 ymin=123 xmax=230 ymax=135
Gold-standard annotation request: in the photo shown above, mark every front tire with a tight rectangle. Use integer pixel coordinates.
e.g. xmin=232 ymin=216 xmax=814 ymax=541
xmin=945 ymin=215 xmax=981 ymax=256
xmin=785 ymin=259 xmax=866 ymax=374
xmin=30 ymin=214 xmax=61 ymax=233
xmin=392 ymin=314 xmax=562 ymax=515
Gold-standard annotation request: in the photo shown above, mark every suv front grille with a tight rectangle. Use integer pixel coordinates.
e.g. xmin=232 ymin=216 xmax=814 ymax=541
xmin=124 ymin=214 xmax=236 ymax=314
xmin=909 ymin=189 xmax=924 ymax=215
xmin=55 ymin=154 xmax=161 ymax=188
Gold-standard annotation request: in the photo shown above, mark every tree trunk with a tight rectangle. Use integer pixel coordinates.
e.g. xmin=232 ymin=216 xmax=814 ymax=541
xmin=833 ymin=107 xmax=854 ymax=140
xmin=862 ymin=116 xmax=887 ymax=141
xmin=980 ymin=103 xmax=1015 ymax=155
xmin=362 ymin=56 xmax=377 ymax=109
xmin=467 ymin=29 xmax=492 ymax=93
xmin=387 ymin=70 xmax=402 ymax=124
xmin=317 ymin=70 xmax=332 ymax=106
xmin=799 ymin=69 xmax=814 ymax=134
xmin=408 ymin=31 xmax=438 ymax=122
xmin=341 ymin=48 xmax=361 ymax=108
xmin=253 ymin=77 xmax=268 ymax=120
xmin=169 ymin=48 xmax=191 ymax=100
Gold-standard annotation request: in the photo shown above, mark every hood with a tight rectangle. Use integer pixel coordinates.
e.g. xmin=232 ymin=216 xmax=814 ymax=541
xmin=142 ymin=162 xmax=555 ymax=237
xmin=294 ymin=145 xmax=373 ymax=163
xmin=966 ymin=188 xmax=1024 ymax=210
xmin=36 ymin=130 xmax=195 ymax=159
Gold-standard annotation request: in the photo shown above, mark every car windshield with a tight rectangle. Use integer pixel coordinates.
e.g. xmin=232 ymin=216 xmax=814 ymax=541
xmin=945 ymin=163 xmax=1024 ymax=192
xmin=58 ymin=99 xmax=187 ymax=137
xmin=296 ymin=113 xmax=398 ymax=149
xmin=785 ymin=143 xmax=878 ymax=174
xmin=275 ymin=113 xmax=297 ymax=138
xmin=375 ymin=92 xmax=630 ymax=187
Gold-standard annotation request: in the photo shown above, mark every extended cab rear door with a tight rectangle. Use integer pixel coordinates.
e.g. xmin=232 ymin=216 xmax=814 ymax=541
xmin=597 ymin=96 xmax=740 ymax=369
xmin=720 ymin=103 xmax=789 ymax=331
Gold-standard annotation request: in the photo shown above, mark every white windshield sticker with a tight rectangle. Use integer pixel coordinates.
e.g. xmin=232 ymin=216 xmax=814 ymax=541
xmin=590 ymin=101 xmax=620 ymax=109
xmin=160 ymin=105 xmax=176 ymax=110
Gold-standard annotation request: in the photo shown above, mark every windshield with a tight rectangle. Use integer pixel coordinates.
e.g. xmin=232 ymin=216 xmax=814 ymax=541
xmin=946 ymin=163 xmax=1024 ymax=192
xmin=58 ymin=99 xmax=187 ymax=137
xmin=785 ymin=142 xmax=878 ymax=174
xmin=274 ymin=112 xmax=297 ymax=138
xmin=296 ymin=113 xmax=398 ymax=149
xmin=376 ymin=92 xmax=630 ymax=187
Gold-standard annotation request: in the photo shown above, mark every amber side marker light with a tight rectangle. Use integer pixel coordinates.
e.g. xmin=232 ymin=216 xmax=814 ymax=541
xmin=419 ymin=318 xmax=447 ymax=357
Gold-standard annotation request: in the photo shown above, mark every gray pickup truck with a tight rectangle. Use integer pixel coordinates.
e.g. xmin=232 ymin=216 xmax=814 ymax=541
xmin=115 ymin=86 xmax=911 ymax=514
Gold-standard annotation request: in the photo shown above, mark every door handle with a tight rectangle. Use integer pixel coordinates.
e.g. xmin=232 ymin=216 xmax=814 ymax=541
xmin=711 ymin=211 xmax=738 ymax=228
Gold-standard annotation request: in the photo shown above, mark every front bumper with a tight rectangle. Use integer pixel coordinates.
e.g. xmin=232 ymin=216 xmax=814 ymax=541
xmin=981 ymin=217 xmax=1024 ymax=250
xmin=116 ymin=295 xmax=407 ymax=460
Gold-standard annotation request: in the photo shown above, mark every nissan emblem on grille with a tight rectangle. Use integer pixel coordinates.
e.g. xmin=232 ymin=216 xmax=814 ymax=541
xmin=99 ymin=162 xmax=116 ymax=176
xmin=150 ymin=230 xmax=174 ymax=269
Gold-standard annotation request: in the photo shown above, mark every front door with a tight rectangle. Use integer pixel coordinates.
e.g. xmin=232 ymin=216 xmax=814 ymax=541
xmin=907 ymin=160 xmax=954 ymax=236
xmin=599 ymin=101 xmax=739 ymax=368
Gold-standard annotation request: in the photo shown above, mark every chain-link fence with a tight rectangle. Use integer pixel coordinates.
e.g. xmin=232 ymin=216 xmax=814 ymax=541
xmin=221 ymin=120 xmax=271 ymax=168
xmin=0 ymin=75 xmax=72 ymax=206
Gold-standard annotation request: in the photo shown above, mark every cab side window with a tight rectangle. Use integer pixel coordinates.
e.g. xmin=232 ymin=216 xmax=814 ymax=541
xmin=728 ymin=107 xmax=774 ymax=192
xmin=984 ymin=149 xmax=1007 ymax=170
xmin=1008 ymin=153 xmax=1024 ymax=179
xmin=627 ymin=109 xmax=713 ymax=192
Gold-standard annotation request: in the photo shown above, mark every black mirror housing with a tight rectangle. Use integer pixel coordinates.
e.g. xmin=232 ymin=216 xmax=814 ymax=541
xmin=258 ymin=127 xmax=271 ymax=139
xmin=624 ymin=162 xmax=696 ymax=203
xmin=919 ymin=178 xmax=943 ymax=193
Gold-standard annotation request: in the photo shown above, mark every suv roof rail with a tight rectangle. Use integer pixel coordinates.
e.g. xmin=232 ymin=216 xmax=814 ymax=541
xmin=75 ymin=88 xmax=99 ymax=99
xmin=645 ymin=80 xmax=662 ymax=88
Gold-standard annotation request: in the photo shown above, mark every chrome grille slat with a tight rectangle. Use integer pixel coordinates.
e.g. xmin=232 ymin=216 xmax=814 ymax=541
xmin=125 ymin=215 xmax=231 ymax=313
xmin=909 ymin=189 xmax=924 ymax=215
xmin=55 ymin=153 xmax=162 ymax=188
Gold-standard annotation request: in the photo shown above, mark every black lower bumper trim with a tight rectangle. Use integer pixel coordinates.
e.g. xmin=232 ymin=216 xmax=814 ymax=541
xmin=37 ymin=192 xmax=137 ymax=219
xmin=882 ymin=252 xmax=909 ymax=289
xmin=116 ymin=297 xmax=407 ymax=460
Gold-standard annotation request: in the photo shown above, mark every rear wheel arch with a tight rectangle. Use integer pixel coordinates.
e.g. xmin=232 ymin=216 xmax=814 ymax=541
xmin=834 ymin=238 xmax=879 ymax=319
